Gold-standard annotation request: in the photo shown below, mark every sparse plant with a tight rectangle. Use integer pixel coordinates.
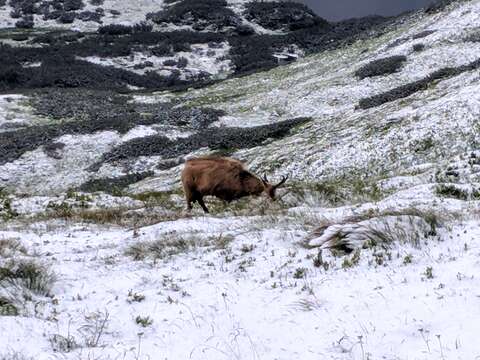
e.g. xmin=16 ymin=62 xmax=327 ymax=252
xmin=312 ymin=249 xmax=327 ymax=270
xmin=0 ymin=351 xmax=35 ymax=360
xmin=0 ymin=188 xmax=19 ymax=221
xmin=403 ymin=254 xmax=413 ymax=265
xmin=78 ymin=310 xmax=110 ymax=347
xmin=135 ymin=315 xmax=153 ymax=327
xmin=342 ymin=249 xmax=361 ymax=269
xmin=127 ymin=290 xmax=145 ymax=303
xmin=65 ymin=189 xmax=92 ymax=208
xmin=240 ymin=244 xmax=255 ymax=253
xmin=0 ymin=296 xmax=18 ymax=316
xmin=424 ymin=266 xmax=434 ymax=279
xmin=293 ymin=267 xmax=307 ymax=279
xmin=213 ymin=233 xmax=234 ymax=250
xmin=49 ymin=333 xmax=78 ymax=353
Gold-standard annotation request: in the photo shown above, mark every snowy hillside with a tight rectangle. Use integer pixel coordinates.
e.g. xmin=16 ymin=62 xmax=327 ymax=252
xmin=1 ymin=0 xmax=480 ymax=359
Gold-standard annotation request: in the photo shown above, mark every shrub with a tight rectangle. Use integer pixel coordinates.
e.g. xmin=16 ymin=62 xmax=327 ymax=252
xmin=413 ymin=43 xmax=425 ymax=52
xmin=77 ymin=10 xmax=103 ymax=22
xmin=355 ymin=55 xmax=407 ymax=79
xmin=133 ymin=21 xmax=153 ymax=33
xmin=177 ymin=56 xmax=188 ymax=68
xmin=244 ymin=1 xmax=328 ymax=31
xmin=425 ymin=0 xmax=457 ymax=13
xmin=163 ymin=59 xmax=177 ymax=66
xmin=465 ymin=31 xmax=480 ymax=43
xmin=97 ymin=117 xmax=311 ymax=166
xmin=411 ymin=30 xmax=436 ymax=39
xmin=15 ymin=16 xmax=34 ymax=29
xmin=358 ymin=57 xmax=480 ymax=109
xmin=98 ymin=24 xmax=133 ymax=36
xmin=147 ymin=0 xmax=239 ymax=31
xmin=63 ymin=0 xmax=84 ymax=11
xmin=59 ymin=12 xmax=76 ymax=24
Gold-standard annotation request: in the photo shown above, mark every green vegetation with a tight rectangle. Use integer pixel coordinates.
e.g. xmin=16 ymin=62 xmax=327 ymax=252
xmin=125 ymin=233 xmax=235 ymax=261
xmin=131 ymin=189 xmax=183 ymax=209
xmin=341 ymin=249 xmax=361 ymax=269
xmin=0 ymin=260 xmax=55 ymax=296
xmin=0 ymin=188 xmax=19 ymax=221
xmin=127 ymin=290 xmax=146 ymax=303
xmin=293 ymin=267 xmax=307 ymax=279
xmin=135 ymin=315 xmax=153 ymax=327
xmin=424 ymin=266 xmax=434 ymax=279
xmin=435 ymin=184 xmax=476 ymax=201
xmin=403 ymin=254 xmax=413 ymax=265
xmin=286 ymin=176 xmax=388 ymax=207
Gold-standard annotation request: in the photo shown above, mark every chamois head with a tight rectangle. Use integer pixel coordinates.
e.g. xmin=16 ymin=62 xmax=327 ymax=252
xmin=261 ymin=174 xmax=289 ymax=200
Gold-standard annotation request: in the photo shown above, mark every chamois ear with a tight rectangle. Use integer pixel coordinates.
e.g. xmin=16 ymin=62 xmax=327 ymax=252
xmin=262 ymin=174 xmax=269 ymax=185
xmin=273 ymin=175 xmax=289 ymax=189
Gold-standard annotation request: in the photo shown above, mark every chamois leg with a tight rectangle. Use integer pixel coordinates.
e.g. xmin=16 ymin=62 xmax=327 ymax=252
xmin=184 ymin=188 xmax=194 ymax=212
xmin=197 ymin=196 xmax=209 ymax=213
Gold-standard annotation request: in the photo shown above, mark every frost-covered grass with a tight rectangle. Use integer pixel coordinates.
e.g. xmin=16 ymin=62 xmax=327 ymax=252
xmin=0 ymin=193 xmax=479 ymax=359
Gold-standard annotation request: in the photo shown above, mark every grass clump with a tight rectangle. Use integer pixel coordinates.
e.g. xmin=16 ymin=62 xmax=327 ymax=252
xmin=0 ymin=239 xmax=27 ymax=258
xmin=0 ymin=296 xmax=19 ymax=316
xmin=0 ymin=188 xmax=19 ymax=221
xmin=0 ymin=259 xmax=55 ymax=296
xmin=126 ymin=232 xmax=236 ymax=261
xmin=127 ymin=233 xmax=203 ymax=261
xmin=307 ymin=207 xmax=443 ymax=253
xmin=435 ymin=184 xmax=479 ymax=201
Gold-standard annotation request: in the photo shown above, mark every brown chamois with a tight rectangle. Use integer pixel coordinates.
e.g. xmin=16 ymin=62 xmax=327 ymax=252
xmin=181 ymin=157 xmax=288 ymax=213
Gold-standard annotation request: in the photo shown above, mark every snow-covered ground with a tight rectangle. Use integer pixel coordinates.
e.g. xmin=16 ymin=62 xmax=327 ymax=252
xmin=0 ymin=0 xmax=278 ymax=33
xmin=1 ymin=195 xmax=479 ymax=359
xmin=79 ymin=42 xmax=232 ymax=79
xmin=1 ymin=0 xmax=480 ymax=359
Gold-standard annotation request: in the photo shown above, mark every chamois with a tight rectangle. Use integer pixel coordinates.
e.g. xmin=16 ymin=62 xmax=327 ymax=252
xmin=181 ymin=157 xmax=288 ymax=213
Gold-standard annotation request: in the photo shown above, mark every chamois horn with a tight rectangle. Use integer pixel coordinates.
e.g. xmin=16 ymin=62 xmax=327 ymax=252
xmin=273 ymin=175 xmax=289 ymax=189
